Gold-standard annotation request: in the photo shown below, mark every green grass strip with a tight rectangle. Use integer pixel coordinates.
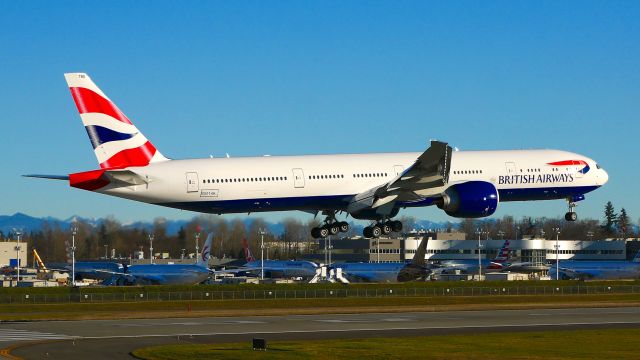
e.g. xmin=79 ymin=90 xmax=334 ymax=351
xmin=133 ymin=328 xmax=640 ymax=360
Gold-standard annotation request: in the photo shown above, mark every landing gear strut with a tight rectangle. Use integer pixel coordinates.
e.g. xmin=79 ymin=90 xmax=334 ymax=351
xmin=565 ymin=200 xmax=578 ymax=222
xmin=311 ymin=211 xmax=350 ymax=239
xmin=363 ymin=220 xmax=403 ymax=238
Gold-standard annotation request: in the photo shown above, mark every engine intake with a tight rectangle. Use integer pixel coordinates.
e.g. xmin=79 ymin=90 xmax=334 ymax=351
xmin=437 ymin=181 xmax=499 ymax=218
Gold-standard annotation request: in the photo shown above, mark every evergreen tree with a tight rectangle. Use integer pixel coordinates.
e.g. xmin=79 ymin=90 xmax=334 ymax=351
xmin=618 ymin=208 xmax=630 ymax=239
xmin=602 ymin=201 xmax=617 ymax=236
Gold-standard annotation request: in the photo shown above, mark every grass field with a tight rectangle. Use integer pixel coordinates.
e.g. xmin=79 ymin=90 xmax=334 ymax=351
xmin=132 ymin=328 xmax=640 ymax=360
xmin=2 ymin=280 xmax=639 ymax=296
xmin=1 ymin=293 xmax=639 ymax=321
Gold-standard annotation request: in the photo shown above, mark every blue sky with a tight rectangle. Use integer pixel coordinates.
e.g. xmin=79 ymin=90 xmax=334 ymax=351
xmin=0 ymin=1 xmax=638 ymax=225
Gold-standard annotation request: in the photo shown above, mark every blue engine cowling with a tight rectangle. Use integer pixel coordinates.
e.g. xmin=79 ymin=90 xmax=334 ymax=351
xmin=437 ymin=181 xmax=499 ymax=218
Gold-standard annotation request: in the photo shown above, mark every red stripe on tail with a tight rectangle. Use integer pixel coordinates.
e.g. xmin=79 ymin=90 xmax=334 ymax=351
xmin=69 ymin=87 xmax=132 ymax=124
xmin=99 ymin=141 xmax=157 ymax=169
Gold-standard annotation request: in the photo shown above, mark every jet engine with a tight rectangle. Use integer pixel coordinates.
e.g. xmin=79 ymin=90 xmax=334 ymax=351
xmin=437 ymin=181 xmax=499 ymax=218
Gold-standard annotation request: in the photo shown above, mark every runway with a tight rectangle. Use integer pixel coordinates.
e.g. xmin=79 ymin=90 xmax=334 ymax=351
xmin=2 ymin=307 xmax=640 ymax=359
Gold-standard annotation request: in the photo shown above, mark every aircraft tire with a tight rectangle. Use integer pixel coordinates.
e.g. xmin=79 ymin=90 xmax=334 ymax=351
xmin=363 ymin=226 xmax=373 ymax=238
xmin=339 ymin=221 xmax=349 ymax=233
xmin=319 ymin=227 xmax=330 ymax=238
xmin=371 ymin=225 xmax=382 ymax=238
xmin=311 ymin=227 xmax=322 ymax=239
xmin=565 ymin=212 xmax=577 ymax=221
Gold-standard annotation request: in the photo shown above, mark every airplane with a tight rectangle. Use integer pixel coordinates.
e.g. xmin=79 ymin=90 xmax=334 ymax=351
xmin=26 ymin=73 xmax=609 ymax=239
xmin=548 ymin=249 xmax=640 ymax=280
xmin=436 ymin=238 xmax=513 ymax=274
xmin=224 ymin=238 xmax=318 ymax=279
xmin=332 ymin=235 xmax=431 ymax=282
xmin=42 ymin=246 xmax=126 ymax=282
xmin=102 ymin=233 xmax=214 ymax=285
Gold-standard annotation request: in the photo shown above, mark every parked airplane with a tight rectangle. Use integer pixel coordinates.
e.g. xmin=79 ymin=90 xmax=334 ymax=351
xmin=226 ymin=239 xmax=318 ymax=279
xmin=68 ymin=261 xmax=125 ymax=281
xmin=27 ymin=73 xmax=609 ymax=239
xmin=334 ymin=235 xmax=431 ymax=282
xmin=548 ymin=250 xmax=640 ymax=280
xmin=103 ymin=233 xmax=214 ymax=285
xmin=436 ymin=238 xmax=513 ymax=274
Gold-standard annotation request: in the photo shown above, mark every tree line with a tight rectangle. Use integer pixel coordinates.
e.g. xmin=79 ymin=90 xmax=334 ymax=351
xmin=1 ymin=202 xmax=637 ymax=263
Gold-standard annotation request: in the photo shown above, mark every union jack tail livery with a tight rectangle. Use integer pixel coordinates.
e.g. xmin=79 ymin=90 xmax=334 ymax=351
xmin=242 ymin=238 xmax=256 ymax=263
xmin=64 ymin=73 xmax=168 ymax=169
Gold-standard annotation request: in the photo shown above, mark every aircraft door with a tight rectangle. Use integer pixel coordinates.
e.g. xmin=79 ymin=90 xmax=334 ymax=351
xmin=186 ymin=172 xmax=199 ymax=193
xmin=393 ymin=165 xmax=404 ymax=176
xmin=292 ymin=168 xmax=305 ymax=188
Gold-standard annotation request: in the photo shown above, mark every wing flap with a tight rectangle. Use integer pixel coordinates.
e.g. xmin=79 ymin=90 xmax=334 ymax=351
xmin=348 ymin=140 xmax=452 ymax=215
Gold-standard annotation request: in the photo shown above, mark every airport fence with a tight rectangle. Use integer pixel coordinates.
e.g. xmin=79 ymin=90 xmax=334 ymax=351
xmin=2 ymin=284 xmax=640 ymax=304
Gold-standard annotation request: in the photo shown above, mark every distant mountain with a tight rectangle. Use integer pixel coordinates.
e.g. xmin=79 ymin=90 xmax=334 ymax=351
xmin=0 ymin=212 xmax=458 ymax=238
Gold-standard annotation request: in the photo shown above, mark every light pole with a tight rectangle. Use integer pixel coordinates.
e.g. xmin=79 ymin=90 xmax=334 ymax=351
xmin=328 ymin=235 xmax=332 ymax=266
xmin=14 ymin=230 xmax=21 ymax=283
xmin=476 ymin=228 xmax=485 ymax=281
xmin=71 ymin=224 xmax=77 ymax=286
xmin=149 ymin=234 xmax=155 ymax=264
xmin=181 ymin=249 xmax=186 ymax=260
xmin=194 ymin=232 xmax=200 ymax=263
xmin=553 ymin=227 xmax=560 ymax=280
xmin=259 ymin=229 xmax=266 ymax=280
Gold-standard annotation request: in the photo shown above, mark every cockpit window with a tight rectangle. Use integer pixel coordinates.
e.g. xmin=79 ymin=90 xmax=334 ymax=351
xmin=596 ymin=163 xmax=601 ymax=169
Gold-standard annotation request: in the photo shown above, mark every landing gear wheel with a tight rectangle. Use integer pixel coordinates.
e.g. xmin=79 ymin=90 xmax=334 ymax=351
xmin=338 ymin=221 xmax=349 ymax=233
xmin=371 ymin=225 xmax=382 ymax=238
xmin=311 ymin=227 xmax=322 ymax=239
xmin=319 ymin=227 xmax=330 ymax=238
xmin=565 ymin=212 xmax=577 ymax=221
xmin=363 ymin=226 xmax=373 ymax=238
xmin=328 ymin=224 xmax=340 ymax=236
xmin=391 ymin=220 xmax=403 ymax=232
xmin=381 ymin=222 xmax=392 ymax=235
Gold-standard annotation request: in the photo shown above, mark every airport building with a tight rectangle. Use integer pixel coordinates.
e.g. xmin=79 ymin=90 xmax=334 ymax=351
xmin=316 ymin=232 xmax=631 ymax=264
xmin=0 ymin=241 xmax=28 ymax=268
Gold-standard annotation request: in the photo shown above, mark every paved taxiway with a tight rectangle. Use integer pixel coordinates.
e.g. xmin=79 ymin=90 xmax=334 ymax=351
xmin=2 ymin=307 xmax=640 ymax=359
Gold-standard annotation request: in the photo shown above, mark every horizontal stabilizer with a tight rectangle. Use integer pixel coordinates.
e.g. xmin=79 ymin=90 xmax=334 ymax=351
xmin=23 ymin=174 xmax=70 ymax=180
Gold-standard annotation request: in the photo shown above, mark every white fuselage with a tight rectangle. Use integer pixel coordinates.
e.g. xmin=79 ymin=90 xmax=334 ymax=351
xmin=96 ymin=149 xmax=608 ymax=216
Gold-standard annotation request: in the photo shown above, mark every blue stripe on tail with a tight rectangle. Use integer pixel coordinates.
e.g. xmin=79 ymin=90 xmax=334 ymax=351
xmin=85 ymin=125 xmax=136 ymax=149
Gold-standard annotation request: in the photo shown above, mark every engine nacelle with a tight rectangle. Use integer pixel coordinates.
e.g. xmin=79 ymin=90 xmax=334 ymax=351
xmin=437 ymin=181 xmax=499 ymax=218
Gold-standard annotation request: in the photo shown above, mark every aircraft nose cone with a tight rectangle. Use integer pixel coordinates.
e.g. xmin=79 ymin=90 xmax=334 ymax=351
xmin=599 ymin=169 xmax=609 ymax=185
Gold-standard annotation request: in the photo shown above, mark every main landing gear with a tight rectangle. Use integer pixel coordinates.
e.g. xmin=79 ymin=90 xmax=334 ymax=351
xmin=565 ymin=200 xmax=578 ymax=222
xmin=311 ymin=211 xmax=350 ymax=239
xmin=363 ymin=220 xmax=402 ymax=238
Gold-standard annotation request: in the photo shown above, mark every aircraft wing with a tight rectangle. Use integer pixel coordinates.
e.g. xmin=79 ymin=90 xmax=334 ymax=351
xmin=347 ymin=140 xmax=452 ymax=215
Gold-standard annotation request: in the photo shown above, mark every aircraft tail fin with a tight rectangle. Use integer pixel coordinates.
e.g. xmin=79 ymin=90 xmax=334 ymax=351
xmin=64 ymin=73 xmax=168 ymax=169
xmin=493 ymin=239 xmax=511 ymax=264
xmin=197 ymin=233 xmax=213 ymax=267
xmin=242 ymin=238 xmax=256 ymax=263
xmin=411 ymin=235 xmax=430 ymax=266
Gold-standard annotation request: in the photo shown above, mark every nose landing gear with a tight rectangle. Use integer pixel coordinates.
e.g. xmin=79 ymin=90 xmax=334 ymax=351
xmin=565 ymin=200 xmax=578 ymax=222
